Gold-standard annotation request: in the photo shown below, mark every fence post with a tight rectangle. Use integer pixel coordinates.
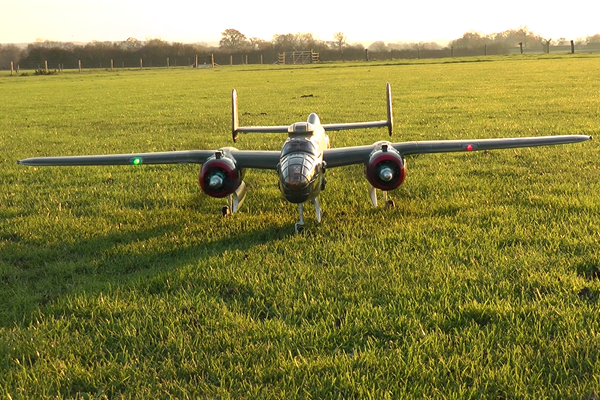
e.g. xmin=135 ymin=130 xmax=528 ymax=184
xmin=260 ymin=54 xmax=263 ymax=64
xmin=167 ymin=57 xmax=170 ymax=68
xmin=519 ymin=42 xmax=523 ymax=54
xmin=245 ymin=55 xmax=248 ymax=64
xmin=230 ymin=55 xmax=233 ymax=66
xmin=211 ymin=54 xmax=215 ymax=68
xmin=365 ymin=49 xmax=369 ymax=61
xmin=45 ymin=60 xmax=48 ymax=73
xmin=10 ymin=61 xmax=14 ymax=76
xmin=79 ymin=60 xmax=82 ymax=72
xmin=111 ymin=59 xmax=114 ymax=71
xmin=571 ymin=40 xmax=575 ymax=54
xmin=195 ymin=55 xmax=198 ymax=68
xmin=484 ymin=44 xmax=487 ymax=56
xmin=140 ymin=59 xmax=143 ymax=69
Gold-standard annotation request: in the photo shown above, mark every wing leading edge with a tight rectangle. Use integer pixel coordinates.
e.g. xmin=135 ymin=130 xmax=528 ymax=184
xmin=324 ymin=135 xmax=592 ymax=168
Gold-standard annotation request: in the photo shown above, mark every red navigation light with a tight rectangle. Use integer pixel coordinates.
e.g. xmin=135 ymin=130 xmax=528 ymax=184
xmin=466 ymin=144 xmax=473 ymax=151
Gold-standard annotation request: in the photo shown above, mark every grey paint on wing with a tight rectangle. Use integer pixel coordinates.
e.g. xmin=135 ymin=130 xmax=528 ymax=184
xmin=323 ymin=135 xmax=592 ymax=168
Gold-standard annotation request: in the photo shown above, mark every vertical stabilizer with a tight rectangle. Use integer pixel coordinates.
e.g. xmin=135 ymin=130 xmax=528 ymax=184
xmin=232 ymin=89 xmax=239 ymax=142
xmin=386 ymin=82 xmax=393 ymax=137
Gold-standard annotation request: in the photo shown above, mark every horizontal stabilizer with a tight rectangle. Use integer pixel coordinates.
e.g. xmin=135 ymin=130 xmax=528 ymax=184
xmin=231 ymin=83 xmax=394 ymax=141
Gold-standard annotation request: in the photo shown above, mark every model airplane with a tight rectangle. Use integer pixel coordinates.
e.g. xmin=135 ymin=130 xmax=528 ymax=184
xmin=18 ymin=84 xmax=592 ymax=232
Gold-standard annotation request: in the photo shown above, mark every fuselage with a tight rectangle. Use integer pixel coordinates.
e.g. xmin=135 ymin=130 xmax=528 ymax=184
xmin=277 ymin=113 xmax=330 ymax=203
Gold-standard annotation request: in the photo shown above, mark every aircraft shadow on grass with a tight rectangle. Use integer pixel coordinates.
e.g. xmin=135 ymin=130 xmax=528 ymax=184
xmin=1 ymin=218 xmax=287 ymax=328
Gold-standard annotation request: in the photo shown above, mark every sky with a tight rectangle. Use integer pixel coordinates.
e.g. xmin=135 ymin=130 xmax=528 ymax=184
xmin=1 ymin=0 xmax=599 ymax=45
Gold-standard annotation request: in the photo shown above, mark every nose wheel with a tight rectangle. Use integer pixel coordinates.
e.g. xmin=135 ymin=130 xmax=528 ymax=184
xmin=295 ymin=203 xmax=305 ymax=234
xmin=294 ymin=197 xmax=323 ymax=234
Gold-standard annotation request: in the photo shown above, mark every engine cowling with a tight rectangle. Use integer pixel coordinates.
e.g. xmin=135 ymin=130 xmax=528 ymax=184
xmin=365 ymin=143 xmax=405 ymax=191
xmin=199 ymin=151 xmax=244 ymax=198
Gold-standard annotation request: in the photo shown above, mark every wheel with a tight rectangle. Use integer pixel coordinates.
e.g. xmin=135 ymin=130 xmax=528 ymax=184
xmin=221 ymin=206 xmax=230 ymax=217
xmin=385 ymin=199 xmax=395 ymax=210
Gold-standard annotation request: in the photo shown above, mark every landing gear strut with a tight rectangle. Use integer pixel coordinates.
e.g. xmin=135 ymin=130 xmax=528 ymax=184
xmin=294 ymin=197 xmax=323 ymax=234
xmin=295 ymin=203 xmax=305 ymax=234
xmin=369 ymin=185 xmax=395 ymax=209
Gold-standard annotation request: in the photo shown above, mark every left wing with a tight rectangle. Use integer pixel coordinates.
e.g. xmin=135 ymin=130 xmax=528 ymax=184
xmin=17 ymin=149 xmax=282 ymax=170
xmin=324 ymin=135 xmax=592 ymax=168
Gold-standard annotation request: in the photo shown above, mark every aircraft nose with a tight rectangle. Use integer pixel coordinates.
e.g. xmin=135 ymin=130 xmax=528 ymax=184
xmin=286 ymin=166 xmax=309 ymax=187
xmin=279 ymin=152 xmax=319 ymax=203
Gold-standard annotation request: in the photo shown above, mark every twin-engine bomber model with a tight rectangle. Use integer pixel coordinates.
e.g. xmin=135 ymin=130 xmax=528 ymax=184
xmin=18 ymin=84 xmax=592 ymax=233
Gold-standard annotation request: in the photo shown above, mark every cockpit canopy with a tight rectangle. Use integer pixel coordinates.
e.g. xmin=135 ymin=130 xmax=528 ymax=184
xmin=281 ymin=138 xmax=318 ymax=157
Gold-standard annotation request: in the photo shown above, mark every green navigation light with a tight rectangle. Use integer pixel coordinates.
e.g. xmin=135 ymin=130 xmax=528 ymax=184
xmin=132 ymin=157 xmax=142 ymax=165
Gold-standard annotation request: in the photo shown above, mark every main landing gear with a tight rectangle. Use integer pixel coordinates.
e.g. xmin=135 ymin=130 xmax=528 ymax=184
xmin=295 ymin=197 xmax=322 ymax=234
xmin=369 ymin=185 xmax=395 ymax=209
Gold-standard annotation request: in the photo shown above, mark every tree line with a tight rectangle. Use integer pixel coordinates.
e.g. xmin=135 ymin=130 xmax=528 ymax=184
xmin=369 ymin=28 xmax=600 ymax=55
xmin=2 ymin=28 xmax=600 ymax=70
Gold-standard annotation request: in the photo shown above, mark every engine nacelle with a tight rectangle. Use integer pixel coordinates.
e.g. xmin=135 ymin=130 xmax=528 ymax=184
xmin=365 ymin=142 xmax=405 ymax=191
xmin=199 ymin=151 xmax=244 ymax=198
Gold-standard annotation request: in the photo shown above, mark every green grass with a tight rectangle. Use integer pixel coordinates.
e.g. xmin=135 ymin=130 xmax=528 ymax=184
xmin=1 ymin=55 xmax=600 ymax=399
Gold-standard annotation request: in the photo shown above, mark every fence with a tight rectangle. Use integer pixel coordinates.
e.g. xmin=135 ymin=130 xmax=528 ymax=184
xmin=6 ymin=53 xmax=284 ymax=73
xmin=5 ymin=44 xmax=600 ymax=74
xmin=364 ymin=43 xmax=600 ymax=61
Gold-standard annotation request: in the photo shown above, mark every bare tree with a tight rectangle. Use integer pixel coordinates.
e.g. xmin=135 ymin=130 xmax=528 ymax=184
xmin=249 ymin=37 xmax=268 ymax=51
xmin=219 ymin=29 xmax=248 ymax=52
xmin=368 ymin=41 xmax=388 ymax=52
xmin=272 ymin=33 xmax=299 ymax=52
xmin=120 ymin=37 xmax=142 ymax=51
xmin=0 ymin=44 xmax=23 ymax=69
xmin=587 ymin=34 xmax=600 ymax=44
xmin=333 ymin=32 xmax=347 ymax=52
xmin=296 ymin=33 xmax=317 ymax=49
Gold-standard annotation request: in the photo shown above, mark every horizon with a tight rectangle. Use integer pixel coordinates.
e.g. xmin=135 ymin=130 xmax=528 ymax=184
xmin=2 ymin=0 xmax=599 ymax=46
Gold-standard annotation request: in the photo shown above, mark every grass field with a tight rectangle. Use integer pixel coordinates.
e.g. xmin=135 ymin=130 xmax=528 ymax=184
xmin=1 ymin=55 xmax=600 ymax=398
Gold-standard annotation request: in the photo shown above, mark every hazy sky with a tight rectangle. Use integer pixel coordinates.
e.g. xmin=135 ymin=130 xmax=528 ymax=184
xmin=2 ymin=0 xmax=599 ymax=45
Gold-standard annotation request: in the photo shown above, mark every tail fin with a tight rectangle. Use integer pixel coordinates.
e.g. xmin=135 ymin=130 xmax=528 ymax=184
xmin=232 ymin=89 xmax=239 ymax=143
xmin=385 ymin=82 xmax=393 ymax=137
